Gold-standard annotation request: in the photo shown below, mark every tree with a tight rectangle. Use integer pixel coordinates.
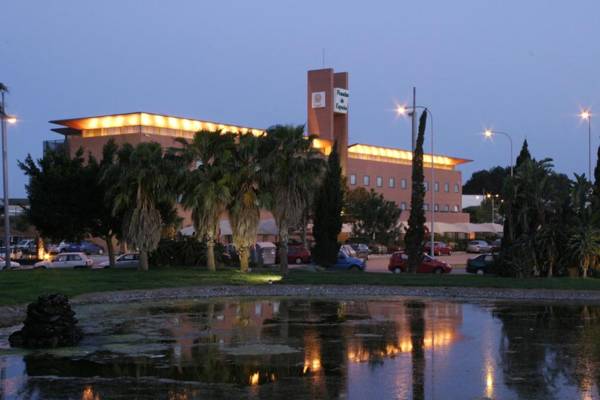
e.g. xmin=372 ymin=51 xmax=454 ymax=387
xmin=176 ymin=131 xmax=235 ymax=272
xmin=405 ymin=111 xmax=427 ymax=273
xmin=516 ymin=139 xmax=532 ymax=167
xmin=109 ymin=142 xmax=178 ymax=271
xmin=19 ymin=149 xmax=98 ymax=242
xmin=345 ymin=187 xmax=402 ymax=246
xmin=568 ymin=224 xmax=600 ymax=278
xmin=261 ymin=125 xmax=326 ymax=274
xmin=313 ymin=142 xmax=344 ymax=266
xmin=463 ymin=166 xmax=511 ymax=195
xmin=227 ymin=134 xmax=262 ymax=272
xmin=591 ymin=145 xmax=600 ymax=220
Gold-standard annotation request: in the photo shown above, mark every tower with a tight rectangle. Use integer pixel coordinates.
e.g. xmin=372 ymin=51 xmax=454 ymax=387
xmin=307 ymin=68 xmax=349 ymax=171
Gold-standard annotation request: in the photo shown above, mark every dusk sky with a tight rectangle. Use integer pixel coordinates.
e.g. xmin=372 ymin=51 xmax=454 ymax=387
xmin=2 ymin=1 xmax=598 ymax=196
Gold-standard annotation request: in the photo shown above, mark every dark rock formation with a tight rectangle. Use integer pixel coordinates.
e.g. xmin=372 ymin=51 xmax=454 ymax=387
xmin=9 ymin=294 xmax=83 ymax=348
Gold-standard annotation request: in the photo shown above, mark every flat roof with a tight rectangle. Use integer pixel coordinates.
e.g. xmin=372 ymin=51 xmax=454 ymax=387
xmin=348 ymin=143 xmax=471 ymax=167
xmin=50 ymin=111 xmax=265 ymax=136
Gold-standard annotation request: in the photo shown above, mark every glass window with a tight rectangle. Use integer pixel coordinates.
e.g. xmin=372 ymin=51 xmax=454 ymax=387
xmin=424 ymin=204 xmax=429 ymax=211
xmin=454 ymin=183 xmax=460 ymax=193
xmin=349 ymin=174 xmax=357 ymax=185
xmin=388 ymin=177 xmax=395 ymax=188
xmin=434 ymin=204 xmax=439 ymax=212
xmin=400 ymin=202 xmax=407 ymax=210
xmin=424 ymin=181 xmax=429 ymax=191
xmin=443 ymin=204 xmax=449 ymax=212
xmin=434 ymin=182 xmax=439 ymax=192
xmin=444 ymin=182 xmax=449 ymax=192
xmin=363 ymin=175 xmax=370 ymax=186
xmin=376 ymin=176 xmax=383 ymax=187
xmin=401 ymin=179 xmax=407 ymax=189
xmin=453 ymin=205 xmax=459 ymax=212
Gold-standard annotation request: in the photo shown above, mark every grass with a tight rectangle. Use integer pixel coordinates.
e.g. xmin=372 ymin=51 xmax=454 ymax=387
xmin=1 ymin=267 xmax=600 ymax=307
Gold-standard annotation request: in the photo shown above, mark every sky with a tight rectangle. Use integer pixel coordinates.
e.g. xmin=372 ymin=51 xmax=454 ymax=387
xmin=1 ymin=0 xmax=599 ymax=197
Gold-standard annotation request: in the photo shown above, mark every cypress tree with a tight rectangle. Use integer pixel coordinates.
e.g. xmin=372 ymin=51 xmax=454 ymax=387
xmin=313 ymin=143 xmax=344 ymax=266
xmin=516 ymin=139 xmax=531 ymax=167
xmin=592 ymin=146 xmax=600 ymax=221
xmin=405 ymin=111 xmax=427 ymax=273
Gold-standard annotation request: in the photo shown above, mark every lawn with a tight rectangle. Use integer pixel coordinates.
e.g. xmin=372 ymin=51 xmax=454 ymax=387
xmin=1 ymin=267 xmax=600 ymax=307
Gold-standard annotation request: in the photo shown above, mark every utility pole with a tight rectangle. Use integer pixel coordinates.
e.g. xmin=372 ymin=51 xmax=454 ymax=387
xmin=411 ymin=87 xmax=417 ymax=150
xmin=0 ymin=90 xmax=11 ymax=270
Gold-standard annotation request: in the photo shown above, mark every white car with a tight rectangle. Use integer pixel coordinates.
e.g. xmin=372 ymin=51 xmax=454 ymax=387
xmin=466 ymin=240 xmax=491 ymax=254
xmin=34 ymin=252 xmax=93 ymax=269
xmin=0 ymin=257 xmax=21 ymax=269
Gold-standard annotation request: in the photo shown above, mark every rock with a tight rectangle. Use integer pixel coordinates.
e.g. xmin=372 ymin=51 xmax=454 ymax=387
xmin=9 ymin=294 xmax=83 ymax=348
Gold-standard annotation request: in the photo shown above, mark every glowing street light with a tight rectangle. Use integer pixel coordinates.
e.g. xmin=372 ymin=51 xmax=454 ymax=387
xmin=482 ymin=129 xmax=514 ymax=177
xmin=579 ymin=108 xmax=593 ymax=179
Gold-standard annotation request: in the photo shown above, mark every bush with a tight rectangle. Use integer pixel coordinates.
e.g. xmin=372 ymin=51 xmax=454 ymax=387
xmin=149 ymin=238 xmax=224 ymax=267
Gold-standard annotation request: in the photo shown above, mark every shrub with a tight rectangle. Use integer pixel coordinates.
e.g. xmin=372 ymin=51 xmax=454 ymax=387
xmin=149 ymin=238 xmax=224 ymax=267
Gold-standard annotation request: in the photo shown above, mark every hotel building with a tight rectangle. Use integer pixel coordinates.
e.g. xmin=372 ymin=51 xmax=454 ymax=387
xmin=48 ymin=68 xmax=470 ymax=234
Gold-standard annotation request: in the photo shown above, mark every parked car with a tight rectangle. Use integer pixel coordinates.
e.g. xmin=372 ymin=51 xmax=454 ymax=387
xmin=97 ymin=253 xmax=140 ymax=269
xmin=348 ymin=243 xmax=370 ymax=260
xmin=0 ymin=256 xmax=22 ymax=269
xmin=369 ymin=244 xmax=388 ymax=254
xmin=466 ymin=253 xmax=496 ymax=274
xmin=332 ymin=250 xmax=366 ymax=271
xmin=340 ymin=244 xmax=358 ymax=258
xmin=466 ymin=240 xmax=491 ymax=253
xmin=0 ymin=247 xmax=23 ymax=260
xmin=423 ymin=241 xmax=452 ymax=256
xmin=388 ymin=251 xmax=452 ymax=274
xmin=15 ymin=239 xmax=36 ymax=254
xmin=251 ymin=242 xmax=277 ymax=266
xmin=62 ymin=241 xmax=104 ymax=255
xmin=490 ymin=238 xmax=502 ymax=253
xmin=287 ymin=244 xmax=311 ymax=264
xmin=34 ymin=252 xmax=94 ymax=269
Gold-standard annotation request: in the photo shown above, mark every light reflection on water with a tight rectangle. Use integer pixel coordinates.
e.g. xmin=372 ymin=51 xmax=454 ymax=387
xmin=0 ymin=298 xmax=599 ymax=399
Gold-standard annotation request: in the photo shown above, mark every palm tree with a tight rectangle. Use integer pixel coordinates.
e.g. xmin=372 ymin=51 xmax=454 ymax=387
xmin=228 ymin=134 xmax=262 ymax=272
xmin=110 ymin=142 xmax=177 ymax=271
xmin=262 ymin=125 xmax=326 ymax=274
xmin=176 ymin=130 xmax=235 ymax=271
xmin=568 ymin=224 xmax=600 ymax=278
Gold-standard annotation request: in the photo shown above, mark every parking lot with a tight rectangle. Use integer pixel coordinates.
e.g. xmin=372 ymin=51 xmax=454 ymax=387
xmin=364 ymin=251 xmax=472 ymax=274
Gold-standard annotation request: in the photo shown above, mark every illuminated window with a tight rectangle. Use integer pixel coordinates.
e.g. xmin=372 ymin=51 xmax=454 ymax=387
xmin=434 ymin=182 xmax=439 ymax=192
xmin=389 ymin=177 xmax=395 ymax=188
xmin=424 ymin=204 xmax=429 ymax=211
xmin=350 ymin=174 xmax=357 ymax=185
xmin=363 ymin=175 xmax=370 ymax=186
xmin=376 ymin=176 xmax=383 ymax=187
xmin=444 ymin=182 xmax=449 ymax=192
xmin=434 ymin=204 xmax=439 ymax=212
xmin=454 ymin=183 xmax=460 ymax=193
xmin=424 ymin=181 xmax=429 ymax=191
xmin=401 ymin=202 xmax=407 ymax=210
xmin=401 ymin=179 xmax=408 ymax=189
xmin=453 ymin=205 xmax=459 ymax=212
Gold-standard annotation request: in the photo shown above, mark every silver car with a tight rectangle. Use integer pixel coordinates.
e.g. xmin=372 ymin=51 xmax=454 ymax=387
xmin=97 ymin=253 xmax=140 ymax=269
xmin=34 ymin=252 xmax=93 ymax=269
xmin=466 ymin=240 xmax=491 ymax=254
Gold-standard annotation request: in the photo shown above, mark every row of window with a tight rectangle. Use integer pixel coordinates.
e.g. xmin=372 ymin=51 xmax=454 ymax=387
xmin=349 ymin=174 xmax=460 ymax=193
xmin=399 ymin=203 xmax=461 ymax=212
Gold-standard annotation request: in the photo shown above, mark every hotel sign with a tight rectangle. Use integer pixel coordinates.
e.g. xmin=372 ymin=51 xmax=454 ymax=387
xmin=311 ymin=91 xmax=326 ymax=109
xmin=334 ymin=88 xmax=349 ymax=114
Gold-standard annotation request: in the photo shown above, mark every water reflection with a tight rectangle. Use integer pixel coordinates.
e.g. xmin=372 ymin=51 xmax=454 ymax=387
xmin=0 ymin=298 xmax=599 ymax=399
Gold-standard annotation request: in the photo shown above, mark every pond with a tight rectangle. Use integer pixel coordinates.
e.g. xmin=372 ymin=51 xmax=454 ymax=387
xmin=1 ymin=297 xmax=599 ymax=399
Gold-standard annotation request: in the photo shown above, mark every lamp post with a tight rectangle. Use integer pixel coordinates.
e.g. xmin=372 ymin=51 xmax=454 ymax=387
xmin=483 ymin=129 xmax=514 ymax=177
xmin=396 ymin=104 xmax=436 ymax=258
xmin=0 ymin=86 xmax=16 ymax=270
xmin=580 ymin=110 xmax=592 ymax=179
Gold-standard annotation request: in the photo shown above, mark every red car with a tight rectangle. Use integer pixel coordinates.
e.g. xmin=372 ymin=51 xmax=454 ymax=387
xmin=388 ymin=251 xmax=452 ymax=274
xmin=287 ymin=244 xmax=311 ymax=264
xmin=423 ymin=241 xmax=452 ymax=256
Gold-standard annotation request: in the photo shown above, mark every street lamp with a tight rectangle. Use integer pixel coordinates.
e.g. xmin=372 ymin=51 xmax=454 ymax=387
xmin=0 ymin=87 xmax=16 ymax=270
xmin=579 ymin=109 xmax=592 ymax=179
xmin=483 ymin=129 xmax=514 ymax=177
xmin=396 ymin=104 xmax=436 ymax=258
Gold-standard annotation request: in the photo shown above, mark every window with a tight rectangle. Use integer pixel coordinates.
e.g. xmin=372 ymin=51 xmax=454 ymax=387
xmin=363 ymin=175 xmax=370 ymax=186
xmin=400 ymin=202 xmax=407 ymax=210
xmin=444 ymin=182 xmax=449 ymax=192
xmin=424 ymin=204 xmax=429 ymax=211
xmin=443 ymin=204 xmax=449 ymax=212
xmin=376 ymin=176 xmax=383 ymax=187
xmin=454 ymin=183 xmax=460 ymax=193
xmin=68 ymin=255 xmax=81 ymax=261
xmin=434 ymin=182 xmax=439 ymax=192
xmin=350 ymin=174 xmax=357 ymax=185
xmin=388 ymin=177 xmax=395 ymax=188
xmin=401 ymin=179 xmax=408 ymax=189
xmin=453 ymin=205 xmax=459 ymax=212
xmin=424 ymin=181 xmax=429 ymax=191
xmin=434 ymin=204 xmax=439 ymax=212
